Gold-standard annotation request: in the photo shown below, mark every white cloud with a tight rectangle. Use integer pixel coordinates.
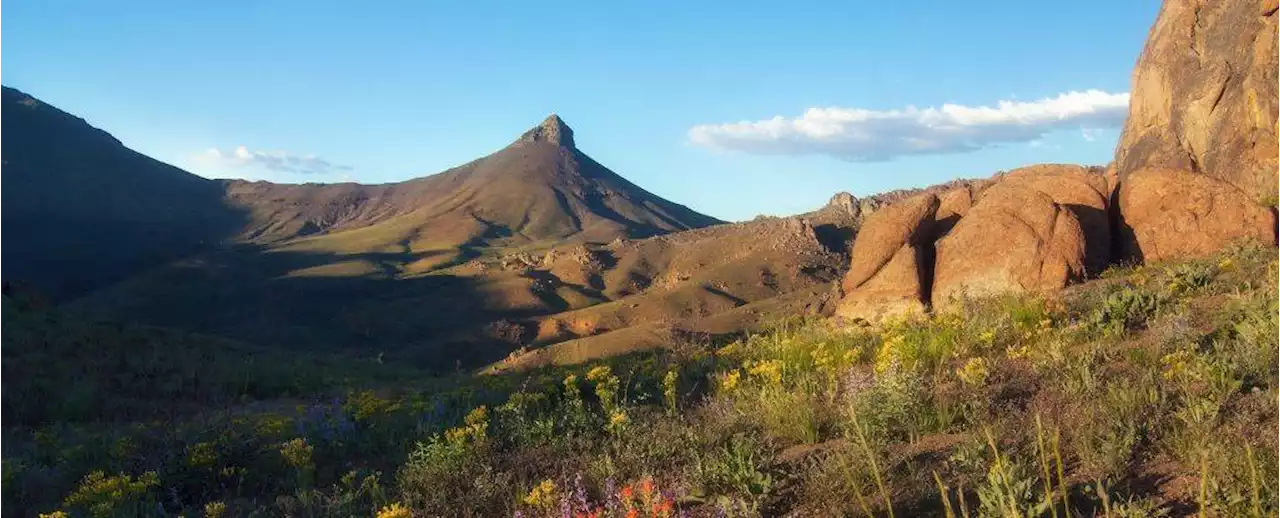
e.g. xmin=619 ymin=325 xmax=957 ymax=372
xmin=688 ymin=90 xmax=1129 ymax=161
xmin=197 ymin=146 xmax=353 ymax=177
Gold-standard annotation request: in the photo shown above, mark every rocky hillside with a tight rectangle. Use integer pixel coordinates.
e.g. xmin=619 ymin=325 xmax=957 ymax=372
xmin=835 ymin=0 xmax=1277 ymax=323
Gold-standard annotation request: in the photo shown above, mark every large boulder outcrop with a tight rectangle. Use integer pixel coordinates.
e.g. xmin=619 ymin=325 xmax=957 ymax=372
xmin=933 ymin=186 xmax=1088 ymax=304
xmin=1116 ymin=168 xmax=1277 ymax=262
xmin=835 ymin=194 xmax=939 ymax=322
xmin=1114 ymin=0 xmax=1279 ymax=202
xmin=990 ymin=165 xmax=1112 ymax=276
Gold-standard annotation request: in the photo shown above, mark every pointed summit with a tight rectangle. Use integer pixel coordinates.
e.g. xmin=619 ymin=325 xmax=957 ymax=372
xmin=518 ymin=114 xmax=575 ymax=149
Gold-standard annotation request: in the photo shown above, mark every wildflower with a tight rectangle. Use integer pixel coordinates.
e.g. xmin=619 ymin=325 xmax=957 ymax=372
xmin=718 ymin=370 xmax=741 ymax=392
xmin=956 ymin=357 xmax=990 ymax=386
xmin=638 ymin=477 xmax=656 ymax=500
xmin=204 ymin=501 xmax=228 ymax=518
xmin=619 ymin=484 xmax=634 ymax=504
xmin=747 ymin=359 xmax=784 ymax=385
xmin=652 ymin=498 xmax=675 ymax=517
xmin=586 ymin=365 xmax=613 ymax=383
xmin=1161 ymin=349 xmax=1197 ymax=381
xmin=279 ymin=438 xmax=313 ymax=469
xmin=186 ymin=441 xmax=217 ymax=469
xmin=376 ymin=503 xmax=411 ymax=518
xmin=525 ymin=479 xmax=558 ymax=508
xmin=1005 ymin=343 xmax=1032 ymax=360
xmin=446 ymin=405 xmax=490 ymax=445
xmin=62 ymin=471 xmax=159 ymax=517
xmin=38 ymin=512 xmax=69 ymax=518
xmin=608 ymin=410 xmax=629 ymax=434
xmin=662 ymin=370 xmax=680 ymax=414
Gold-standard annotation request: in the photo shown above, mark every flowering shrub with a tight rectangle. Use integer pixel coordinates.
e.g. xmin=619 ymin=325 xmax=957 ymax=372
xmin=61 ymin=470 xmax=159 ymax=518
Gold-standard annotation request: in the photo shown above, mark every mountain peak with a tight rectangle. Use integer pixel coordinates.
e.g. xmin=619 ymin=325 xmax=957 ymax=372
xmin=518 ymin=114 xmax=575 ymax=149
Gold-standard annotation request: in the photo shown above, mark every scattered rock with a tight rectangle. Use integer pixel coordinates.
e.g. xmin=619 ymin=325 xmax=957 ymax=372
xmin=1116 ymin=168 xmax=1277 ymax=262
xmin=933 ymin=186 xmax=1088 ymax=304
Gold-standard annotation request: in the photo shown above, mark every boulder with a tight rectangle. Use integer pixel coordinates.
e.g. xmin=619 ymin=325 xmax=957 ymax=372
xmin=1116 ymin=168 xmax=1277 ymax=262
xmin=934 ymin=180 xmax=991 ymax=238
xmin=988 ymin=165 xmax=1112 ymax=276
xmin=835 ymin=194 xmax=939 ymax=322
xmin=933 ymin=186 xmax=1088 ymax=303
xmin=1114 ymin=0 xmax=1278 ymax=203
xmin=835 ymin=245 xmax=929 ymax=322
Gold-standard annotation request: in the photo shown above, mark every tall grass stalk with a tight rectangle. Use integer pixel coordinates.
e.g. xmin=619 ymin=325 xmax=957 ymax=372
xmin=1052 ymin=428 xmax=1069 ymax=514
xmin=933 ymin=471 xmax=956 ymax=518
xmin=1035 ymin=415 xmax=1059 ymax=518
xmin=849 ymin=411 xmax=895 ymax=518
xmin=1198 ymin=450 xmax=1210 ymax=518
xmin=983 ymin=428 xmax=1021 ymax=518
xmin=1246 ymin=443 xmax=1262 ymax=518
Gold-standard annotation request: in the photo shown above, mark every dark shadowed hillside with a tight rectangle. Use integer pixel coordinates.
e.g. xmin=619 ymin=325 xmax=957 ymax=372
xmin=0 ymin=86 xmax=246 ymax=299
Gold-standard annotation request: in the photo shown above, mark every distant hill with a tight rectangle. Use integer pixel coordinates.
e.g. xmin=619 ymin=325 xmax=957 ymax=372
xmin=0 ymin=86 xmax=245 ymax=299
xmin=224 ymin=114 xmax=722 ymax=254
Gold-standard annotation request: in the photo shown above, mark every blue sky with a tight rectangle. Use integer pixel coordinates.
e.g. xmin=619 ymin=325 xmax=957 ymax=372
xmin=4 ymin=1 xmax=1160 ymax=221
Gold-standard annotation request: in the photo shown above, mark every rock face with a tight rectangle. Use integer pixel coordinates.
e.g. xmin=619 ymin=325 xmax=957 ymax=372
xmin=1116 ymin=168 xmax=1277 ymax=262
xmin=933 ymin=186 xmax=1088 ymax=304
xmin=1114 ymin=0 xmax=1279 ymax=202
xmin=835 ymin=194 xmax=938 ymax=321
xmin=992 ymin=165 xmax=1112 ymax=275
xmin=934 ymin=180 xmax=991 ymax=238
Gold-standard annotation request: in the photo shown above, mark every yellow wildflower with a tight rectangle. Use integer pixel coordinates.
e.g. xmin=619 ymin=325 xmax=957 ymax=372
xmin=186 ymin=442 xmax=217 ymax=469
xmin=204 ymin=501 xmax=228 ymax=518
xmin=1006 ymin=343 xmax=1032 ymax=360
xmin=279 ymin=438 xmax=313 ymax=469
xmin=376 ymin=503 xmax=412 ymax=518
xmin=608 ymin=409 xmax=630 ymax=434
xmin=719 ymin=370 xmax=741 ymax=392
xmin=586 ymin=365 xmax=613 ymax=383
xmin=956 ymin=357 xmax=990 ymax=386
xmin=747 ymin=359 xmax=784 ymax=385
xmin=524 ymin=479 xmax=557 ymax=508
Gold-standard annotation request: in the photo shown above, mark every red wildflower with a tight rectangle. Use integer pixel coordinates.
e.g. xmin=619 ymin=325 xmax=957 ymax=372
xmin=638 ymin=477 xmax=655 ymax=499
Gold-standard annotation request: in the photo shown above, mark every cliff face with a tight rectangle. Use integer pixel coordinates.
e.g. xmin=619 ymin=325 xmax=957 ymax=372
xmin=1114 ymin=0 xmax=1279 ymax=203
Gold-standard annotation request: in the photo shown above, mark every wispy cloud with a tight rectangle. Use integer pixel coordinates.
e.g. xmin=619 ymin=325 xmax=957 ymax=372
xmin=197 ymin=146 xmax=353 ymax=177
xmin=688 ymin=90 xmax=1129 ymax=161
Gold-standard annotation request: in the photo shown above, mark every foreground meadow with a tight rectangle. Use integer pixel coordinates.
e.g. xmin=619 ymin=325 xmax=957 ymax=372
xmin=5 ymin=244 xmax=1276 ymax=517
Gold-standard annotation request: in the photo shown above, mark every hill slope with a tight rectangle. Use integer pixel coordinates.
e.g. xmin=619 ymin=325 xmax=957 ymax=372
xmin=226 ymin=114 xmax=722 ymax=256
xmin=0 ymin=86 xmax=245 ymax=299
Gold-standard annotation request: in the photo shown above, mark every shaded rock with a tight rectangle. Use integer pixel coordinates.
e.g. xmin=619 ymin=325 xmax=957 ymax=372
xmin=933 ymin=187 xmax=1087 ymax=304
xmin=836 ymin=194 xmax=939 ymax=321
xmin=1116 ymin=168 xmax=1277 ymax=262
xmin=988 ymin=164 xmax=1112 ymax=276
xmin=1114 ymin=0 xmax=1279 ymax=202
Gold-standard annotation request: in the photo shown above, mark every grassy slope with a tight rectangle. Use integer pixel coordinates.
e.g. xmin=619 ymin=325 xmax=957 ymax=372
xmin=7 ymin=244 xmax=1276 ymax=517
